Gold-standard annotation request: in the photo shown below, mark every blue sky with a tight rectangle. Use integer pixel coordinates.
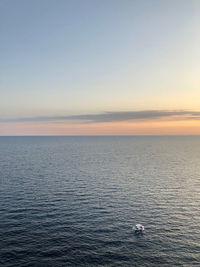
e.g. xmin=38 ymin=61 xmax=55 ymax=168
xmin=0 ymin=0 xmax=200 ymax=134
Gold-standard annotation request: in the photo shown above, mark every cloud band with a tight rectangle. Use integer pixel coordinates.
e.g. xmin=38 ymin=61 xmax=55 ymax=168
xmin=1 ymin=110 xmax=200 ymax=124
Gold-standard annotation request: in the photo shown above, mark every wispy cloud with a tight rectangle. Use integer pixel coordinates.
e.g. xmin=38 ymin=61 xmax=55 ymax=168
xmin=1 ymin=110 xmax=200 ymax=123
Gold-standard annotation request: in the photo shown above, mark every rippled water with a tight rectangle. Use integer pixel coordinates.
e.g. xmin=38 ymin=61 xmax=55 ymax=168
xmin=0 ymin=136 xmax=200 ymax=266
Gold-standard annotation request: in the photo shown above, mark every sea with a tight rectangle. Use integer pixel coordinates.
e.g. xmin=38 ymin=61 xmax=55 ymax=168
xmin=0 ymin=136 xmax=200 ymax=266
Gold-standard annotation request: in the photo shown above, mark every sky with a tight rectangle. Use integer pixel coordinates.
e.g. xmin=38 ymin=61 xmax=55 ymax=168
xmin=0 ymin=0 xmax=200 ymax=135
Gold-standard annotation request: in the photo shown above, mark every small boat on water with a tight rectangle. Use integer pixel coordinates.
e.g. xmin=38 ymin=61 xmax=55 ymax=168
xmin=133 ymin=224 xmax=144 ymax=233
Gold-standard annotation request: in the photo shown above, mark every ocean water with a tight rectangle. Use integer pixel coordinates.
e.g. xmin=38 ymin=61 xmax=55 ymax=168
xmin=0 ymin=136 xmax=200 ymax=267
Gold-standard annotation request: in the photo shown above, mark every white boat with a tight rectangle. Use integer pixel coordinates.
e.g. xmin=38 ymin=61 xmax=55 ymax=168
xmin=134 ymin=224 xmax=144 ymax=232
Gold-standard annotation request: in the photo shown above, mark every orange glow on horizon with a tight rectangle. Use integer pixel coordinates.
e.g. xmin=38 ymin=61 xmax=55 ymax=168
xmin=1 ymin=119 xmax=200 ymax=136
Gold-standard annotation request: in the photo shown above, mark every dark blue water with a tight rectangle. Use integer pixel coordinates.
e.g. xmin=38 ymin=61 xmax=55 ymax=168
xmin=0 ymin=136 xmax=200 ymax=266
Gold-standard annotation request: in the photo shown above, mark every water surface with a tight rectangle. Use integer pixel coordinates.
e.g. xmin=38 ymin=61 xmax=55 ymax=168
xmin=0 ymin=136 xmax=200 ymax=266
